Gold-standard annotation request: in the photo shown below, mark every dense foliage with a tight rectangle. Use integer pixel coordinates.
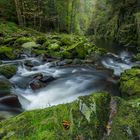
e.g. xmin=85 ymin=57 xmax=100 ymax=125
xmin=0 ymin=0 xmax=139 ymax=47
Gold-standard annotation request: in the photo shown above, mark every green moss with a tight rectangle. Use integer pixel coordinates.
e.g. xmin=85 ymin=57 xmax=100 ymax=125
xmin=108 ymin=97 xmax=140 ymax=140
xmin=15 ymin=37 xmax=33 ymax=45
xmin=92 ymin=0 xmax=138 ymax=47
xmin=120 ymin=68 xmax=140 ymax=98
xmin=0 ymin=64 xmax=17 ymax=79
xmin=0 ymin=46 xmax=17 ymax=60
xmin=0 ymin=92 xmax=111 ymax=140
xmin=0 ymin=22 xmax=22 ymax=37
xmin=41 ymin=34 xmax=106 ymax=59
xmin=36 ymin=36 xmax=47 ymax=45
xmin=3 ymin=37 xmax=18 ymax=45
xmin=32 ymin=49 xmax=47 ymax=56
xmin=48 ymin=43 xmax=61 ymax=51
xmin=135 ymin=53 xmax=140 ymax=61
xmin=0 ymin=76 xmax=12 ymax=96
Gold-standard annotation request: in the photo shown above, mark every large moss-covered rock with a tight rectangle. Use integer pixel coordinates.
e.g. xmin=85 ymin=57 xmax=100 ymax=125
xmin=36 ymin=36 xmax=47 ymax=45
xmin=108 ymin=97 xmax=140 ymax=140
xmin=0 ymin=46 xmax=17 ymax=60
xmin=15 ymin=37 xmax=33 ymax=46
xmin=0 ymin=76 xmax=12 ymax=96
xmin=0 ymin=64 xmax=17 ymax=79
xmin=120 ymin=68 xmax=140 ymax=98
xmin=22 ymin=42 xmax=39 ymax=49
xmin=0 ymin=92 xmax=111 ymax=140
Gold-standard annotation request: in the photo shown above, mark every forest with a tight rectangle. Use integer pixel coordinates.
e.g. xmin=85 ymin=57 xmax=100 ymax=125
xmin=0 ymin=0 xmax=139 ymax=139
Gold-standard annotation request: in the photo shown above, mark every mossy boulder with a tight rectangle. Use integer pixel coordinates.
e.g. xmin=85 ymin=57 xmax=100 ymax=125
xmin=31 ymin=49 xmax=47 ymax=56
xmin=0 ymin=76 xmax=12 ymax=96
xmin=40 ymin=34 xmax=106 ymax=59
xmin=0 ymin=92 xmax=111 ymax=140
xmin=0 ymin=64 xmax=17 ymax=79
xmin=120 ymin=68 xmax=140 ymax=98
xmin=3 ymin=37 xmax=17 ymax=46
xmin=108 ymin=97 xmax=140 ymax=140
xmin=62 ymin=42 xmax=87 ymax=59
xmin=15 ymin=37 xmax=33 ymax=46
xmin=22 ymin=42 xmax=39 ymax=49
xmin=36 ymin=36 xmax=47 ymax=45
xmin=0 ymin=46 xmax=17 ymax=60
xmin=134 ymin=53 xmax=140 ymax=61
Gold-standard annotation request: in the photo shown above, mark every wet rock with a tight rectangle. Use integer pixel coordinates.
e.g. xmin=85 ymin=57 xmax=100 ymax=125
xmin=86 ymin=53 xmax=101 ymax=63
xmin=29 ymin=80 xmax=44 ymax=90
xmin=42 ymin=54 xmax=60 ymax=62
xmin=0 ymin=64 xmax=17 ymax=79
xmin=0 ymin=76 xmax=12 ymax=96
xmin=13 ymin=73 xmax=44 ymax=89
xmin=24 ymin=60 xmax=40 ymax=68
xmin=40 ymin=76 xmax=55 ymax=83
xmin=0 ymin=94 xmax=21 ymax=108
xmin=29 ymin=75 xmax=55 ymax=90
xmin=33 ymin=73 xmax=43 ymax=80
xmin=57 ymin=59 xmax=73 ymax=66
xmin=73 ymin=58 xmax=82 ymax=65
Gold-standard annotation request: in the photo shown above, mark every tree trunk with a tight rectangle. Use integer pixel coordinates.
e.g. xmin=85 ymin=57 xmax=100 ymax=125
xmin=14 ymin=0 xmax=24 ymax=26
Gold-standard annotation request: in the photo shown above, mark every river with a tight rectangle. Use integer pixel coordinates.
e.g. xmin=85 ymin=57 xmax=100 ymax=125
xmin=0 ymin=41 xmax=139 ymax=119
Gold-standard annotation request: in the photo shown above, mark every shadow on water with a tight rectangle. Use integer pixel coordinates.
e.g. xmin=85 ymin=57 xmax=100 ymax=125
xmin=95 ymin=39 xmax=137 ymax=53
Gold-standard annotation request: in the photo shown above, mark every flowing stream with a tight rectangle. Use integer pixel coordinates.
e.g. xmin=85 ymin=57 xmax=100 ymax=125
xmin=0 ymin=43 xmax=139 ymax=119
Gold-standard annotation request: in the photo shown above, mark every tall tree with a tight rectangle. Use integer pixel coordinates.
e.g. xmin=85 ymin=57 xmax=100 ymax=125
xmin=14 ymin=0 xmax=23 ymax=26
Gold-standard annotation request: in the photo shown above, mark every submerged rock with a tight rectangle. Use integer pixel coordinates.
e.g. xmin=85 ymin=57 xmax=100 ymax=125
xmin=0 ymin=92 xmax=111 ymax=139
xmin=29 ymin=75 xmax=55 ymax=90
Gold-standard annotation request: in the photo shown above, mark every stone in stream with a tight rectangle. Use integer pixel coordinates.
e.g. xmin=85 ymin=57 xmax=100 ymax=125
xmin=0 ymin=76 xmax=12 ymax=96
xmin=29 ymin=75 xmax=55 ymax=90
xmin=56 ymin=59 xmax=73 ymax=66
xmin=24 ymin=60 xmax=40 ymax=68
xmin=39 ymin=76 xmax=55 ymax=83
xmin=42 ymin=54 xmax=61 ymax=62
xmin=12 ymin=73 xmax=44 ymax=89
xmin=72 ymin=58 xmax=82 ymax=65
xmin=0 ymin=94 xmax=21 ymax=108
